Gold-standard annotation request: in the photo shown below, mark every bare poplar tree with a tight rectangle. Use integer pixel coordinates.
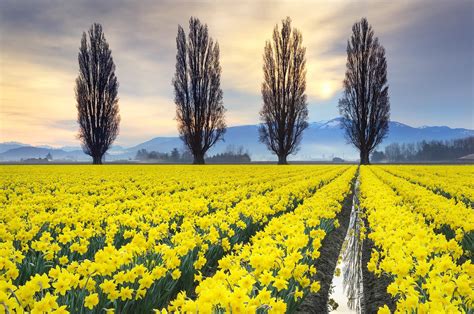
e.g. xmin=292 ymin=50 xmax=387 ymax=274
xmin=339 ymin=18 xmax=390 ymax=165
xmin=76 ymin=23 xmax=119 ymax=164
xmin=173 ymin=17 xmax=226 ymax=164
xmin=259 ymin=17 xmax=308 ymax=165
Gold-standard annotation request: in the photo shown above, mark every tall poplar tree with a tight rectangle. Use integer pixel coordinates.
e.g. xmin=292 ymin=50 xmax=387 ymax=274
xmin=339 ymin=18 xmax=390 ymax=164
xmin=76 ymin=23 xmax=120 ymax=164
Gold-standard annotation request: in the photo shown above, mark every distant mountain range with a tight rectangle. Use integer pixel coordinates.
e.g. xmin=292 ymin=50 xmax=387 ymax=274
xmin=1 ymin=118 xmax=473 ymax=162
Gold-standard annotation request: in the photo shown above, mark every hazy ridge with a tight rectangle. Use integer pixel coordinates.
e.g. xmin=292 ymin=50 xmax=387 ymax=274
xmin=1 ymin=118 xmax=472 ymax=162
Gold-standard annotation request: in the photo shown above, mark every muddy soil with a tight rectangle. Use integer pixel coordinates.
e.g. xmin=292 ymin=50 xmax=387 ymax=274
xmin=296 ymin=182 xmax=355 ymax=314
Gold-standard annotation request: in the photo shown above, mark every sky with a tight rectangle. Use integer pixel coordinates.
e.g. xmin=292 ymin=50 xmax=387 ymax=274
xmin=0 ymin=0 xmax=473 ymax=147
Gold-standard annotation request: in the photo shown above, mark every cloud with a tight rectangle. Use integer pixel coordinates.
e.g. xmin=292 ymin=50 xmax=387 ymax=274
xmin=50 ymin=119 xmax=77 ymax=130
xmin=116 ymin=95 xmax=177 ymax=144
xmin=0 ymin=0 xmax=472 ymax=147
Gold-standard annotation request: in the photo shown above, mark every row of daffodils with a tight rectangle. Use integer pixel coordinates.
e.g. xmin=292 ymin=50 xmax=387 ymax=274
xmin=379 ymin=165 xmax=474 ymax=205
xmin=0 ymin=165 xmax=353 ymax=313
xmin=372 ymin=166 xmax=473 ymax=232
xmin=360 ymin=166 xmax=473 ymax=313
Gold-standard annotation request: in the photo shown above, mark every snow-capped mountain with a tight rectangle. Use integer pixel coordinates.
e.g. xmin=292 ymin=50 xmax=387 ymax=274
xmin=1 ymin=118 xmax=472 ymax=161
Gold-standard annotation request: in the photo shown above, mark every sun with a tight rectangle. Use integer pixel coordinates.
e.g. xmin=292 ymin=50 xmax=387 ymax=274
xmin=319 ymin=80 xmax=335 ymax=100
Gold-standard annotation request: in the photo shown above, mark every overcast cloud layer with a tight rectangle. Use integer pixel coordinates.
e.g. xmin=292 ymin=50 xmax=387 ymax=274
xmin=0 ymin=0 xmax=472 ymax=147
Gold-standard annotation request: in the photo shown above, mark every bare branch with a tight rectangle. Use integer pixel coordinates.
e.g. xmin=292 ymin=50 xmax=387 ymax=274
xmin=259 ymin=17 xmax=308 ymax=164
xmin=173 ymin=17 xmax=226 ymax=164
xmin=338 ymin=18 xmax=390 ymax=164
xmin=76 ymin=23 xmax=120 ymax=164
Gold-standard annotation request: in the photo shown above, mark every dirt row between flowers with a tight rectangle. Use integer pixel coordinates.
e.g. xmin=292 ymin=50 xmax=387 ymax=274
xmin=296 ymin=177 xmax=355 ymax=313
xmin=296 ymin=171 xmax=400 ymax=314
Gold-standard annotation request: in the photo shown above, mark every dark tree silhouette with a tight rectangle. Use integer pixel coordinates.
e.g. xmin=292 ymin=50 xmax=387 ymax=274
xmin=173 ymin=17 xmax=226 ymax=164
xmin=170 ymin=148 xmax=180 ymax=161
xmin=259 ymin=17 xmax=308 ymax=165
xmin=338 ymin=18 xmax=390 ymax=165
xmin=76 ymin=23 xmax=120 ymax=164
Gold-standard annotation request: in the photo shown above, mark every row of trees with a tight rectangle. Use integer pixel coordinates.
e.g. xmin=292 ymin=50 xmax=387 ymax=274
xmin=372 ymin=137 xmax=474 ymax=162
xmin=76 ymin=17 xmax=390 ymax=165
xmin=135 ymin=148 xmax=186 ymax=162
xmin=135 ymin=146 xmax=251 ymax=163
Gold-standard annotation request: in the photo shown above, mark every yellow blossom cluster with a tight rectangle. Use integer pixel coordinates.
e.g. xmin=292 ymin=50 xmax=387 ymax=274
xmin=0 ymin=165 xmax=350 ymax=313
xmin=370 ymin=166 xmax=473 ymax=233
xmin=379 ymin=165 xmax=474 ymax=204
xmin=168 ymin=166 xmax=357 ymax=312
xmin=359 ymin=166 xmax=473 ymax=313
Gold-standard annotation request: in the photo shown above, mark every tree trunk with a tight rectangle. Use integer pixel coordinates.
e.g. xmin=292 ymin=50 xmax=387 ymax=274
xmin=360 ymin=149 xmax=370 ymax=165
xmin=277 ymin=154 xmax=288 ymax=165
xmin=92 ymin=155 xmax=102 ymax=165
xmin=193 ymin=153 xmax=205 ymax=165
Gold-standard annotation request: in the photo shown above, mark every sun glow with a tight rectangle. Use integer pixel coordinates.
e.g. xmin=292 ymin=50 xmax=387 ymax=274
xmin=316 ymin=80 xmax=338 ymax=100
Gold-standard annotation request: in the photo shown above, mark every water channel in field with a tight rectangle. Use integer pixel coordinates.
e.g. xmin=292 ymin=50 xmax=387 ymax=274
xmin=330 ymin=178 xmax=363 ymax=313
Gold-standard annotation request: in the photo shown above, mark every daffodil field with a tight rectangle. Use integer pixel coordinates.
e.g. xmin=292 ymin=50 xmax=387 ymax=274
xmin=0 ymin=165 xmax=473 ymax=313
xmin=0 ymin=165 xmax=355 ymax=313
xmin=360 ymin=166 xmax=473 ymax=313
